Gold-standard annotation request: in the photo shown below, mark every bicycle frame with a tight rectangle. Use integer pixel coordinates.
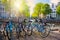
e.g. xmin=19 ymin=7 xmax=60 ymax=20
xmin=6 ymin=21 xmax=13 ymax=33
xmin=31 ymin=21 xmax=45 ymax=33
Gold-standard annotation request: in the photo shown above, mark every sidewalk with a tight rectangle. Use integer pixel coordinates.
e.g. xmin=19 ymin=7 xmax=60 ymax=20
xmin=52 ymin=31 xmax=60 ymax=34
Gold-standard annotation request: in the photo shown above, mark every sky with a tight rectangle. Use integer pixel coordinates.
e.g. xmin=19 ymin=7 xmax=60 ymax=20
xmin=51 ymin=0 xmax=59 ymax=4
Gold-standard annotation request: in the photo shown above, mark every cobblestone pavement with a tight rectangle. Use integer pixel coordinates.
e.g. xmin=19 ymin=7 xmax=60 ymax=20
xmin=1 ymin=31 xmax=60 ymax=40
xmin=0 ymin=24 xmax=60 ymax=40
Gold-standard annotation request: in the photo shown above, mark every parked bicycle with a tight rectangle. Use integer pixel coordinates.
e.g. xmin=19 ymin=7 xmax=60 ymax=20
xmin=0 ymin=22 xmax=6 ymax=40
xmin=22 ymin=19 xmax=32 ymax=36
xmin=5 ymin=20 xmax=14 ymax=40
xmin=24 ymin=18 xmax=51 ymax=38
xmin=15 ymin=22 xmax=26 ymax=39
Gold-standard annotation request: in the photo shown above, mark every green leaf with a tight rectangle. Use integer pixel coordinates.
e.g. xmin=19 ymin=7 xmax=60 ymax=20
xmin=56 ymin=5 xmax=60 ymax=15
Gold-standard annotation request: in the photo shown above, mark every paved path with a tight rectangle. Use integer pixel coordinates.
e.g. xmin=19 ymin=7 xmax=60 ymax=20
xmin=0 ymin=31 xmax=60 ymax=40
xmin=13 ymin=31 xmax=60 ymax=40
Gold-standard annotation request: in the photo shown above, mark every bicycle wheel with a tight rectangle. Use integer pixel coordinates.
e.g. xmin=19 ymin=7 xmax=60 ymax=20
xmin=18 ymin=23 xmax=26 ymax=37
xmin=0 ymin=31 xmax=5 ymax=40
xmin=24 ymin=23 xmax=32 ymax=36
xmin=40 ymin=24 xmax=51 ymax=38
xmin=21 ymin=24 xmax=26 ymax=37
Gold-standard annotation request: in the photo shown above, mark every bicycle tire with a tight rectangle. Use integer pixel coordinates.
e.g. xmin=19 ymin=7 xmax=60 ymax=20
xmin=40 ymin=25 xmax=51 ymax=38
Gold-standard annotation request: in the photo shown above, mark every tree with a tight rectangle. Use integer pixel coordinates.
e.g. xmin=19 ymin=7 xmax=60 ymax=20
xmin=2 ymin=0 xmax=30 ymax=18
xmin=41 ymin=3 xmax=52 ymax=18
xmin=31 ymin=3 xmax=43 ymax=18
xmin=32 ymin=12 xmax=38 ymax=18
xmin=41 ymin=4 xmax=52 ymax=15
xmin=56 ymin=5 xmax=60 ymax=15
xmin=32 ymin=3 xmax=52 ymax=18
xmin=2 ymin=0 xmax=10 ymax=11
xmin=21 ymin=0 xmax=30 ymax=18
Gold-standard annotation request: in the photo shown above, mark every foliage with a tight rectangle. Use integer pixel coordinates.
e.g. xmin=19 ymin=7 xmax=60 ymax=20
xmin=32 ymin=12 xmax=38 ymax=18
xmin=41 ymin=4 xmax=52 ymax=15
xmin=34 ymin=3 xmax=43 ymax=15
xmin=1 ymin=0 xmax=30 ymax=18
xmin=56 ymin=5 xmax=60 ymax=15
xmin=32 ymin=3 xmax=52 ymax=18
xmin=1 ymin=0 xmax=10 ymax=11
xmin=20 ymin=0 xmax=30 ymax=18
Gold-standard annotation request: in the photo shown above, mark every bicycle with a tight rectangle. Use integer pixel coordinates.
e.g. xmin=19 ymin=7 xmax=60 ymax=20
xmin=24 ymin=18 xmax=51 ymax=38
xmin=23 ymin=19 xmax=33 ymax=36
xmin=5 ymin=20 xmax=14 ymax=40
xmin=14 ymin=22 xmax=26 ymax=39
xmin=0 ymin=22 xmax=6 ymax=40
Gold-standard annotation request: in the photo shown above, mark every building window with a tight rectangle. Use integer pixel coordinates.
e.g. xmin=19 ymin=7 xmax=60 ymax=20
xmin=51 ymin=13 xmax=56 ymax=18
xmin=54 ymin=9 xmax=56 ymax=10
xmin=53 ymin=11 xmax=56 ymax=13
xmin=52 ymin=3 xmax=54 ymax=8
